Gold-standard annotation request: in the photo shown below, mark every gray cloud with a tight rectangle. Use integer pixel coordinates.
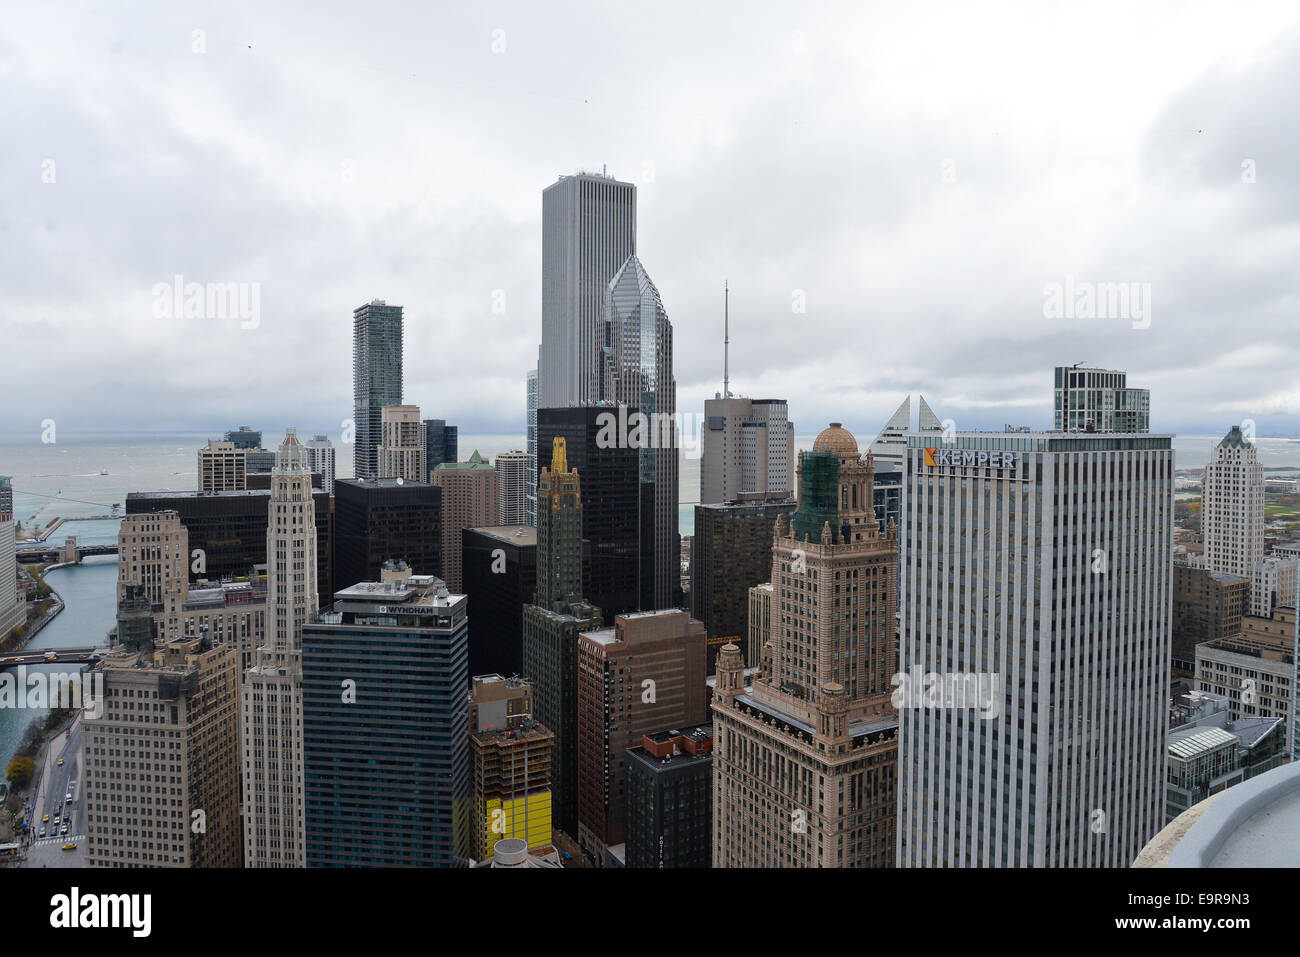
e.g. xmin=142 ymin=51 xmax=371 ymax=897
xmin=3 ymin=1 xmax=1300 ymax=445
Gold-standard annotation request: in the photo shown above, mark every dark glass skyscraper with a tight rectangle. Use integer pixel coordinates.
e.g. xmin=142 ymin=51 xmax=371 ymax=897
xmin=353 ymin=299 xmax=404 ymax=480
xmin=537 ymin=406 xmax=645 ymax=619
xmin=333 ymin=477 xmax=441 ymax=591
xmin=302 ymin=575 xmax=469 ymax=867
xmin=424 ymin=418 xmax=458 ymax=474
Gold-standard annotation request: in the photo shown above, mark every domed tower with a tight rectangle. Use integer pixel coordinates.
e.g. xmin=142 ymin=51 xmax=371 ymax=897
xmin=792 ymin=423 xmax=879 ymax=545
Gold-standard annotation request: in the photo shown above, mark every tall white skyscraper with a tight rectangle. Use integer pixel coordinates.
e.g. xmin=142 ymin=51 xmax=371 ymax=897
xmin=1202 ymin=426 xmax=1264 ymax=581
xmin=701 ymin=397 xmax=793 ymax=505
xmin=242 ymin=428 xmax=317 ymax=867
xmin=495 ymin=450 xmax=529 ymax=525
xmin=539 ymin=171 xmax=636 ymax=410
xmin=304 ymin=434 xmax=336 ymax=494
xmin=897 ymin=431 xmax=1173 ymax=867
xmin=0 ymin=477 xmax=24 ymax=640
xmin=526 ymin=363 xmax=538 ymax=526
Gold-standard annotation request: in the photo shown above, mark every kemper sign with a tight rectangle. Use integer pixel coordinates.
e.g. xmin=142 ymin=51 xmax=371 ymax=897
xmin=923 ymin=448 xmax=1019 ymax=468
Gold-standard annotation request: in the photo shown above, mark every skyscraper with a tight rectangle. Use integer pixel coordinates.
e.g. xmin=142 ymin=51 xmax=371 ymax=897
xmin=690 ymin=500 xmax=795 ymax=672
xmin=603 ymin=255 xmax=679 ymax=609
xmin=304 ymin=434 xmax=336 ymax=494
xmin=711 ymin=424 xmax=900 ymax=869
xmin=379 ymin=404 xmax=427 ymax=483
xmin=126 ymin=488 xmax=333 ymax=608
xmin=302 ymin=572 xmax=469 ymax=867
xmin=1202 ymin=425 xmax=1264 ymax=581
xmin=867 ymin=395 xmax=944 ymax=471
xmin=495 ymin=450 xmax=529 ymax=525
xmin=537 ymin=407 xmax=644 ymax=619
xmin=333 ymin=477 xmax=442 ymax=590
xmin=242 ymin=428 xmax=317 ymax=868
xmin=83 ymin=637 xmax=242 ymax=868
xmin=576 ymin=608 xmax=707 ymax=864
xmin=1053 ymin=364 xmax=1150 ymax=433
xmin=0 ymin=477 xmax=27 ymax=640
xmin=424 ymin=418 xmax=458 ymax=475
xmin=701 ymin=397 xmax=794 ymax=505
xmin=521 ymin=438 xmax=603 ymax=838
xmin=897 ymin=430 xmax=1173 ymax=867
xmin=352 ymin=299 xmax=404 ymax=480
xmin=432 ymin=452 xmax=497 ymax=593
xmin=526 ymin=364 xmax=538 ymax=526
xmin=462 ymin=525 xmax=536 ymax=678
xmin=539 ymin=171 xmax=636 ymax=410
xmin=197 ymin=440 xmax=248 ymax=492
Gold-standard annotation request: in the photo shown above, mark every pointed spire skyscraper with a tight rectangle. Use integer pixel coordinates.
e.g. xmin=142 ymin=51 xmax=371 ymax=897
xmin=241 ymin=428 xmax=316 ymax=867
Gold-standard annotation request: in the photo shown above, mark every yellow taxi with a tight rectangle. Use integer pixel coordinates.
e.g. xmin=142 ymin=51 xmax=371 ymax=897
xmin=42 ymin=813 xmax=49 ymax=823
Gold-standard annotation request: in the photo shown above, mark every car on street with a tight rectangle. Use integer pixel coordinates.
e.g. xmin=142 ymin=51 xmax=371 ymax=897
xmin=61 ymin=843 xmax=76 ymax=851
xmin=60 ymin=825 xmax=68 ymax=835
xmin=38 ymin=826 xmax=45 ymax=838
xmin=57 ymin=758 xmax=64 ymax=766
xmin=42 ymin=813 xmax=49 ymax=823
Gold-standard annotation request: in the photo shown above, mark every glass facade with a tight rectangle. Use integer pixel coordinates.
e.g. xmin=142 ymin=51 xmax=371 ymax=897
xmin=302 ymin=596 xmax=469 ymax=867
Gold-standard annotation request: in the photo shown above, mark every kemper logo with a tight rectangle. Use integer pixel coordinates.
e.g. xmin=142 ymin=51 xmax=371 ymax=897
xmin=924 ymin=448 xmax=1018 ymax=468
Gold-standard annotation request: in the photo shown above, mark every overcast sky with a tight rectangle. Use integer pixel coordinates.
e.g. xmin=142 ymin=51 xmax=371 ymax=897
xmin=5 ymin=0 xmax=1300 ymax=443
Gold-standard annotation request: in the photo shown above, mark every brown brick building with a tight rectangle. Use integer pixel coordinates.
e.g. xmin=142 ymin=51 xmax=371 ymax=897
xmin=575 ymin=609 xmax=707 ymax=864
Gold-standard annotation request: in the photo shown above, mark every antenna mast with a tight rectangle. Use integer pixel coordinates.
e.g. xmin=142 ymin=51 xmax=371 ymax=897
xmin=723 ymin=280 xmax=730 ymax=398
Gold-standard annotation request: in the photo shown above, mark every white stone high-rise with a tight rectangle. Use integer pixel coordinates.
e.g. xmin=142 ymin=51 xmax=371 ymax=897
xmin=701 ymin=397 xmax=793 ymax=505
xmin=0 ymin=477 xmax=24 ymax=640
xmin=1202 ymin=426 xmax=1264 ymax=581
xmin=495 ymin=450 xmax=529 ymax=525
xmin=379 ymin=404 xmax=427 ymax=483
xmin=897 ymin=431 xmax=1173 ymax=867
xmin=241 ymin=428 xmax=317 ymax=867
xmin=304 ymin=434 xmax=336 ymax=494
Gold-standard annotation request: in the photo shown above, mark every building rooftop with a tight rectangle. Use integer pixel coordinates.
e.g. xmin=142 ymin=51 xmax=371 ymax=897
xmin=467 ymin=525 xmax=537 ymax=546
xmin=434 ymin=450 xmax=493 ymax=471
xmin=334 ymin=477 xmax=432 ymax=490
xmin=1168 ymin=726 xmax=1238 ymax=760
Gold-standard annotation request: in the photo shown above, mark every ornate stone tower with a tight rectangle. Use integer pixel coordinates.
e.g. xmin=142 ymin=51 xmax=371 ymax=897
xmin=241 ymin=428 xmax=316 ymax=867
xmin=711 ymin=423 xmax=898 ymax=868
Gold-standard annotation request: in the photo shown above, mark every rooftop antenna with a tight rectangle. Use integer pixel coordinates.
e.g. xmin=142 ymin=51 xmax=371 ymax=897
xmin=723 ymin=280 xmax=731 ymax=398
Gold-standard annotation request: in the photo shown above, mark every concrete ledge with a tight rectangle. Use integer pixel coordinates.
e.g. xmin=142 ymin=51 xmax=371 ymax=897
xmin=1166 ymin=762 xmax=1300 ymax=868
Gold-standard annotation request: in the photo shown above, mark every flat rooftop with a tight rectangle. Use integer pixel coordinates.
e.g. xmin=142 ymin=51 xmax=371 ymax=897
xmin=468 ymin=525 xmax=537 ymax=546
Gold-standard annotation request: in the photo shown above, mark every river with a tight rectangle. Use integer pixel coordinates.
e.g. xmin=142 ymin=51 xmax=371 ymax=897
xmin=0 ymin=558 xmax=116 ymax=770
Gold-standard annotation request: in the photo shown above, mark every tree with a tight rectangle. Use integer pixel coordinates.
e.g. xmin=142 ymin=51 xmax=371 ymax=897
xmin=6 ymin=757 xmax=34 ymax=788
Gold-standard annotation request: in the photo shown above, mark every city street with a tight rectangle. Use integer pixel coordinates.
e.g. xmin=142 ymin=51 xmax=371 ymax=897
xmin=22 ymin=715 xmax=85 ymax=868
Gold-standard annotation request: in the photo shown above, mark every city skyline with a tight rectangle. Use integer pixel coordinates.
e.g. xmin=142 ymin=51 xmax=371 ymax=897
xmin=8 ymin=3 xmax=1300 ymax=441
xmin=8 ymin=0 xmax=1300 ymax=902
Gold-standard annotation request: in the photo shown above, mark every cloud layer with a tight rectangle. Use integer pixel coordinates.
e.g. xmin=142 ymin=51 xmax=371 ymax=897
xmin=4 ymin=0 xmax=1300 ymax=442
